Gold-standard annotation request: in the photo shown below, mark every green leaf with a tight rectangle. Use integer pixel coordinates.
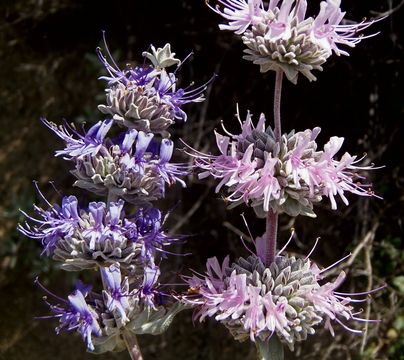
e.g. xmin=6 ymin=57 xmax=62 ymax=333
xmin=128 ymin=302 xmax=189 ymax=335
xmin=393 ymin=276 xmax=404 ymax=294
xmin=256 ymin=336 xmax=284 ymax=360
xmin=91 ymin=333 xmax=126 ymax=354
xmin=393 ymin=315 xmax=404 ymax=331
xmin=142 ymin=43 xmax=181 ymax=68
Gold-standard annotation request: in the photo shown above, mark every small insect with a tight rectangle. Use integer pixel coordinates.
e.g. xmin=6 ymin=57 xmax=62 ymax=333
xmin=187 ymin=286 xmax=200 ymax=295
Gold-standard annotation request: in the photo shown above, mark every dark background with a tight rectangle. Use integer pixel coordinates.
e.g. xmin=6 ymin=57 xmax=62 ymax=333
xmin=0 ymin=1 xmax=403 ymax=359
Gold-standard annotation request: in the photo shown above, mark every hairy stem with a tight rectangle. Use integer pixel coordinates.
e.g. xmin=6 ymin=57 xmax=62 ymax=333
xmin=107 ymin=191 xmax=119 ymax=204
xmin=123 ymin=331 xmax=144 ymax=360
xmin=274 ymin=69 xmax=283 ymax=142
xmin=264 ymin=210 xmax=278 ymax=265
xmin=263 ymin=70 xmax=284 ymax=266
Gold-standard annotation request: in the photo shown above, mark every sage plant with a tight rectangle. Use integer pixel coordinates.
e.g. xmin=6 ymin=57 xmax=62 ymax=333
xmin=183 ymin=0 xmax=384 ymax=358
xmin=19 ymin=42 xmax=211 ymax=358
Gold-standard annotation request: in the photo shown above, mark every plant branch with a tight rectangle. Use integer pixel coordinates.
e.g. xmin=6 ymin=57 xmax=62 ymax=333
xmin=123 ymin=331 xmax=144 ymax=360
xmin=273 ymin=70 xmax=283 ymax=142
xmin=262 ymin=70 xmax=284 ymax=266
xmin=107 ymin=191 xmax=119 ymax=204
xmin=264 ymin=210 xmax=278 ymax=265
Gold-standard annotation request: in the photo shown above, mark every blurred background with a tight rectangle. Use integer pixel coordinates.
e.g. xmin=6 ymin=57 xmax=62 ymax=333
xmin=0 ymin=1 xmax=403 ymax=359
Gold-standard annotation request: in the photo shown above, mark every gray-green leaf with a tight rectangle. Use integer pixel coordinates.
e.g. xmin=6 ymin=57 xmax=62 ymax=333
xmin=256 ymin=336 xmax=284 ymax=360
xmin=91 ymin=332 xmax=126 ymax=354
xmin=127 ymin=302 xmax=188 ymax=335
xmin=142 ymin=44 xmax=181 ymax=69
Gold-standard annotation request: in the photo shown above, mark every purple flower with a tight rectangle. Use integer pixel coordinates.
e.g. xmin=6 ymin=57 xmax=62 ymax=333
xmin=20 ymin=195 xmax=181 ymax=272
xmin=133 ymin=207 xmax=184 ymax=264
xmin=188 ymin=109 xmax=378 ymax=217
xmin=206 ymin=0 xmax=266 ymax=34
xmin=154 ymin=66 xmax=214 ymax=122
xmin=208 ymin=0 xmax=382 ymax=82
xmin=311 ymin=0 xmax=380 ymax=57
xmin=101 ymin=263 xmax=131 ymax=322
xmin=140 ymin=265 xmax=161 ymax=308
xmin=100 ymin=262 xmax=164 ymax=313
xmin=183 ymin=252 xmax=382 ymax=349
xmin=97 ymin=48 xmax=157 ymax=88
xmin=148 ymin=137 xmax=189 ymax=189
xmin=97 ymin=42 xmax=214 ymax=133
xmin=18 ymin=192 xmax=81 ymax=255
xmin=43 ymin=120 xmax=189 ymax=204
xmin=42 ymin=118 xmax=113 ymax=159
xmin=37 ymin=280 xmax=101 ymax=351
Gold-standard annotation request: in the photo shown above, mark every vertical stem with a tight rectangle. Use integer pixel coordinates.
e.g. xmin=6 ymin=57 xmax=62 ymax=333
xmin=273 ymin=69 xmax=283 ymax=142
xmin=264 ymin=210 xmax=278 ymax=266
xmin=263 ymin=70 xmax=283 ymax=266
xmin=107 ymin=191 xmax=119 ymax=204
xmin=123 ymin=331 xmax=144 ymax=360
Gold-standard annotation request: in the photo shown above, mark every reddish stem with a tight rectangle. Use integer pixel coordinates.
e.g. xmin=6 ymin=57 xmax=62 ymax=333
xmin=124 ymin=331 xmax=144 ymax=360
xmin=274 ymin=70 xmax=283 ymax=142
xmin=264 ymin=210 xmax=278 ymax=266
xmin=264 ymin=70 xmax=283 ymax=266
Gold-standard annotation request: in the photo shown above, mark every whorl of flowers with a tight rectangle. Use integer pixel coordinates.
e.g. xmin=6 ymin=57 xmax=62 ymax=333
xmin=42 ymin=119 xmax=188 ymax=205
xmin=97 ymin=42 xmax=214 ymax=136
xmin=19 ymin=195 xmax=181 ymax=273
xmin=190 ymin=109 xmax=376 ymax=218
xmin=184 ymin=252 xmax=379 ymax=350
xmin=207 ymin=0 xmax=380 ymax=83
xmin=37 ymin=263 xmax=182 ymax=353
xmin=18 ymin=38 xmax=207 ymax=355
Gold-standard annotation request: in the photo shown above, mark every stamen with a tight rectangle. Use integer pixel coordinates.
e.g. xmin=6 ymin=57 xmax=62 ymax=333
xmin=335 ymin=284 xmax=387 ymax=296
xmin=33 ymin=181 xmax=53 ymax=208
xmin=277 ymin=228 xmax=295 ymax=255
xmin=220 ymin=120 xmax=235 ymax=137
xmin=305 ymin=236 xmax=320 ymax=260
xmin=35 ymin=277 xmax=67 ymax=303
xmin=173 ymin=51 xmax=194 ymax=75
xmin=335 ymin=318 xmax=363 ymax=334
xmin=320 ymin=253 xmax=351 ymax=274
xmin=101 ymin=30 xmax=120 ymax=70
xmin=240 ymin=235 xmax=256 ymax=257
xmin=240 ymin=213 xmax=254 ymax=242
xmin=352 ymin=316 xmax=381 ymax=323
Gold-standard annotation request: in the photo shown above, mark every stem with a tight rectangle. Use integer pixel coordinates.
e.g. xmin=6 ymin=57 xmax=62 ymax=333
xmin=107 ymin=191 xmax=119 ymax=204
xmin=123 ymin=331 xmax=144 ymax=360
xmin=264 ymin=210 xmax=278 ymax=266
xmin=263 ymin=70 xmax=283 ymax=266
xmin=273 ymin=69 xmax=283 ymax=142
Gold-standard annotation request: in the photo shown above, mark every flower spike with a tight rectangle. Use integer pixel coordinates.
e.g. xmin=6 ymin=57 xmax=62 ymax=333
xmin=207 ymin=0 xmax=384 ymax=83
xmin=188 ymin=109 xmax=378 ymax=218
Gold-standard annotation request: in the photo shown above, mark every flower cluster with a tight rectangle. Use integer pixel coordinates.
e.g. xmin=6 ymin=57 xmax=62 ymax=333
xmin=19 ymin=41 xmax=208 ymax=355
xmin=19 ymin=195 xmax=180 ymax=272
xmin=38 ymin=263 xmax=182 ymax=353
xmin=97 ymin=43 xmax=214 ymax=136
xmin=17 ymin=4 xmax=384 ymax=357
xmin=207 ymin=0 xmax=380 ymax=83
xmin=176 ymin=1 xmax=385 ymax=357
xmin=43 ymin=119 xmax=188 ymax=205
xmin=190 ymin=110 xmax=376 ymax=217
xmin=184 ymin=252 xmax=378 ymax=350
